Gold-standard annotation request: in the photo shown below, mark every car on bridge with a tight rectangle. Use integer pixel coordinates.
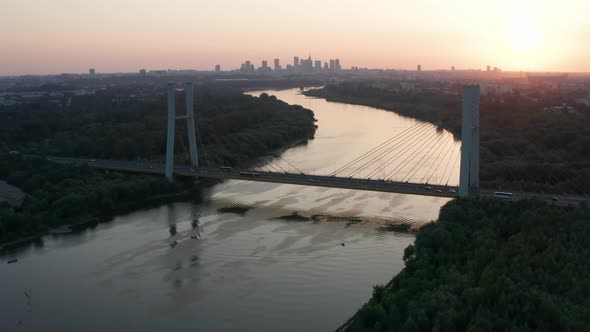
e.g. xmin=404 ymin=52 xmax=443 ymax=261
xmin=239 ymin=171 xmax=260 ymax=177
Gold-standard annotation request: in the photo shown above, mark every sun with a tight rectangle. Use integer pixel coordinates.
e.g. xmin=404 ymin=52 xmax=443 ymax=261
xmin=508 ymin=21 xmax=541 ymax=51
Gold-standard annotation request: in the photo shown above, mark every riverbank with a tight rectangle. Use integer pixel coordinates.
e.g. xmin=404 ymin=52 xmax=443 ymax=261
xmin=338 ymin=198 xmax=590 ymax=331
xmin=0 ymin=88 xmax=318 ymax=247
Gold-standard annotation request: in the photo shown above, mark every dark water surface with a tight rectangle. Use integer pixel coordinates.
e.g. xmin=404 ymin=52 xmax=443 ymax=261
xmin=0 ymin=88 xmax=458 ymax=331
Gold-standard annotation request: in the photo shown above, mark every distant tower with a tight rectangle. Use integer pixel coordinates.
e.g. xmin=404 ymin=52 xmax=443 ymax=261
xmin=215 ymin=64 xmax=221 ymax=72
xmin=324 ymin=62 xmax=329 ymax=70
xmin=335 ymin=59 xmax=341 ymax=70
xmin=459 ymin=85 xmax=480 ymax=198
xmin=89 ymin=68 xmax=95 ymax=76
xmin=451 ymin=66 xmax=455 ymax=71
xmin=314 ymin=60 xmax=322 ymax=70
xmin=274 ymin=58 xmax=281 ymax=71
xmin=165 ymin=82 xmax=199 ymax=182
xmin=417 ymin=65 xmax=422 ymax=72
xmin=329 ymin=59 xmax=335 ymax=70
xmin=139 ymin=69 xmax=146 ymax=76
xmin=294 ymin=56 xmax=300 ymax=68
xmin=261 ymin=60 xmax=268 ymax=71
xmin=486 ymin=65 xmax=491 ymax=72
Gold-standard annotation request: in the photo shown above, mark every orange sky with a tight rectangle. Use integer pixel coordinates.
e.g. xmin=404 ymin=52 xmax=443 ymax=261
xmin=1 ymin=0 xmax=589 ymax=75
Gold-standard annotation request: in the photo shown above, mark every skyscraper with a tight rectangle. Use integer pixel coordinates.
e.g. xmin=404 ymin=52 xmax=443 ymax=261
xmin=294 ymin=56 xmax=299 ymax=68
xmin=417 ymin=65 xmax=422 ymax=72
xmin=329 ymin=59 xmax=335 ymax=70
xmin=486 ymin=65 xmax=491 ymax=72
xmin=262 ymin=60 xmax=268 ymax=70
xmin=89 ymin=68 xmax=95 ymax=76
xmin=215 ymin=64 xmax=221 ymax=72
xmin=139 ymin=69 xmax=146 ymax=76
xmin=274 ymin=58 xmax=281 ymax=71
xmin=335 ymin=59 xmax=341 ymax=70
xmin=314 ymin=60 xmax=322 ymax=70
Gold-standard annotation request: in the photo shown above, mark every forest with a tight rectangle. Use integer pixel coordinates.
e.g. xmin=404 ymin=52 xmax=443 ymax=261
xmin=341 ymin=199 xmax=590 ymax=332
xmin=305 ymin=83 xmax=590 ymax=194
xmin=0 ymin=86 xmax=317 ymax=244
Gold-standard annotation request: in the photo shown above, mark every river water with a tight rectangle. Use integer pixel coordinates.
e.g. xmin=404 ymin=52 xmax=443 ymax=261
xmin=0 ymin=88 xmax=460 ymax=332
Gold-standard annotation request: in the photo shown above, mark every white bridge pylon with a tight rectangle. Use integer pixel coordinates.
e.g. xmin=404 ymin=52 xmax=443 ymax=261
xmin=166 ymin=82 xmax=198 ymax=182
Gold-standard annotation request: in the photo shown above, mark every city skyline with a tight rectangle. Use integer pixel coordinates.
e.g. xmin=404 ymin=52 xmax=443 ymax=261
xmin=2 ymin=0 xmax=590 ymax=75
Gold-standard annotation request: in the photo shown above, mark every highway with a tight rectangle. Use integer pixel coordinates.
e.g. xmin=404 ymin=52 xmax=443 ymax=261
xmin=47 ymin=156 xmax=590 ymax=206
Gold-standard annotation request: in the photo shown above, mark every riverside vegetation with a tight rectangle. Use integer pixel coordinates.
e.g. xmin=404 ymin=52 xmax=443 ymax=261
xmin=305 ymin=83 xmax=590 ymax=194
xmin=342 ymin=199 xmax=590 ymax=332
xmin=0 ymin=87 xmax=316 ymax=244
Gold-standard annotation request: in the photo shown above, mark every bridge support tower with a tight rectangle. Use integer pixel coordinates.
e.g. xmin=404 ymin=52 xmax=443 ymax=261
xmin=166 ymin=82 xmax=199 ymax=182
xmin=458 ymin=85 xmax=480 ymax=198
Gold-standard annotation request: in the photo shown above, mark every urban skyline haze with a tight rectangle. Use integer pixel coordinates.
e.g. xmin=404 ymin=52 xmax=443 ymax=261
xmin=1 ymin=0 xmax=590 ymax=75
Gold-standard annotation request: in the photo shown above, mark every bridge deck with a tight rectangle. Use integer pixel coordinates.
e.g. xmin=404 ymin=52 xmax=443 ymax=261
xmin=46 ymin=156 xmax=590 ymax=206
xmin=47 ymin=156 xmax=459 ymax=198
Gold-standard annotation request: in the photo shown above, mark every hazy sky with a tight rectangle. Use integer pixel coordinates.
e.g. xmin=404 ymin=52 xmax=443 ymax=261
xmin=1 ymin=0 xmax=589 ymax=75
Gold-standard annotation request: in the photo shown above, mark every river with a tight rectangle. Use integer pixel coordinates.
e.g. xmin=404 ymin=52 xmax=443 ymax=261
xmin=0 ymin=88 xmax=460 ymax=332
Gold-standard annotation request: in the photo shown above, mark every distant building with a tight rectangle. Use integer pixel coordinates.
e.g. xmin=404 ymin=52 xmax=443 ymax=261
xmin=274 ymin=58 xmax=281 ymax=71
xmin=417 ymin=65 xmax=421 ymax=72
xmin=139 ymin=69 xmax=146 ymax=76
xmin=329 ymin=59 xmax=335 ymax=70
xmin=314 ymin=60 xmax=322 ymax=70
xmin=335 ymin=59 xmax=341 ymax=70
xmin=89 ymin=68 xmax=95 ymax=76
xmin=215 ymin=64 xmax=221 ymax=72
xmin=261 ymin=60 xmax=268 ymax=71
xmin=294 ymin=56 xmax=299 ymax=68
xmin=324 ymin=62 xmax=329 ymax=70
xmin=451 ymin=66 xmax=455 ymax=71
xmin=486 ymin=65 xmax=491 ymax=72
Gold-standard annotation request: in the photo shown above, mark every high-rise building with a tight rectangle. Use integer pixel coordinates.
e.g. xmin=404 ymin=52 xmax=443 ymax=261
xmin=89 ymin=68 xmax=95 ymax=76
xmin=274 ymin=58 xmax=281 ymax=71
xmin=329 ymin=59 xmax=335 ymax=70
xmin=294 ymin=56 xmax=299 ymax=68
xmin=486 ymin=65 xmax=491 ymax=72
xmin=139 ymin=69 xmax=146 ymax=76
xmin=314 ymin=60 xmax=322 ymax=70
xmin=417 ymin=65 xmax=422 ymax=72
xmin=215 ymin=65 xmax=221 ymax=72
xmin=335 ymin=59 xmax=341 ymax=70
xmin=262 ymin=60 xmax=268 ymax=70
xmin=451 ymin=66 xmax=455 ymax=71
xmin=324 ymin=62 xmax=329 ymax=70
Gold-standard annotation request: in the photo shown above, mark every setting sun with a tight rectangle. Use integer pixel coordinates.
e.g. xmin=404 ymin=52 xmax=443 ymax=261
xmin=506 ymin=19 xmax=542 ymax=52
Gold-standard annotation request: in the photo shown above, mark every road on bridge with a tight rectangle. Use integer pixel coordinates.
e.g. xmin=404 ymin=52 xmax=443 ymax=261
xmin=46 ymin=156 xmax=590 ymax=207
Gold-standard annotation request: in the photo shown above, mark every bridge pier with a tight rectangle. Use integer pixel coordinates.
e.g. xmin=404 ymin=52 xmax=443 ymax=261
xmin=459 ymin=85 xmax=480 ymax=198
xmin=165 ymin=82 xmax=200 ymax=182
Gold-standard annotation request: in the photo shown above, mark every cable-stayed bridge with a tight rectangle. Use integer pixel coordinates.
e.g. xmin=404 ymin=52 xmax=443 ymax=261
xmin=48 ymin=83 xmax=590 ymax=206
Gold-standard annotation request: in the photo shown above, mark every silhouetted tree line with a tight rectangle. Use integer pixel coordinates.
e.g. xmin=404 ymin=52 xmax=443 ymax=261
xmin=342 ymin=199 xmax=590 ymax=332
xmin=0 ymin=155 xmax=179 ymax=243
xmin=0 ymin=87 xmax=317 ymax=243
xmin=305 ymin=84 xmax=590 ymax=194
